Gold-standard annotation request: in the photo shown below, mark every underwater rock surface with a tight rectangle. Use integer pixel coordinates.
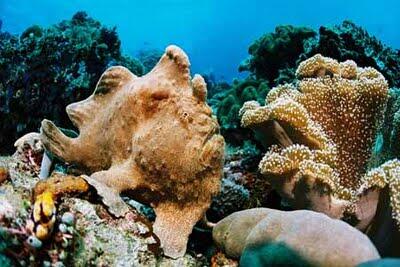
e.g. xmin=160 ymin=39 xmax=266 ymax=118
xmin=0 ymin=156 xmax=207 ymax=266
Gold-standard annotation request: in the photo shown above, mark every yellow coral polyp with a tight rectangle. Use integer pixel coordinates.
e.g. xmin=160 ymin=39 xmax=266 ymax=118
xmin=363 ymin=160 xmax=400 ymax=224
xmin=259 ymin=152 xmax=293 ymax=175
xmin=266 ymin=83 xmax=298 ymax=103
xmin=282 ymin=144 xmax=313 ymax=163
xmin=298 ymin=160 xmax=339 ymax=190
xmin=340 ymin=60 xmax=358 ymax=79
xmin=270 ymin=99 xmax=309 ymax=128
xmin=296 ymin=54 xmax=340 ymax=78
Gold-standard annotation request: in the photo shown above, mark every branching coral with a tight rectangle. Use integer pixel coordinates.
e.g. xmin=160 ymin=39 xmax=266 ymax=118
xmin=34 ymin=45 xmax=224 ymax=258
xmin=240 ymin=54 xmax=400 ymax=230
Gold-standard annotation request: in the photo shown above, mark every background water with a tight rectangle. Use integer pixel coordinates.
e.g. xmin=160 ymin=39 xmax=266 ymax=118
xmin=1 ymin=0 xmax=399 ymax=82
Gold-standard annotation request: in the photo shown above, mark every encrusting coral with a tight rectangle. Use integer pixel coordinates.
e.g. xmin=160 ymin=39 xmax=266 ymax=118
xmin=33 ymin=45 xmax=225 ymax=258
xmin=240 ymin=54 xmax=400 ymax=230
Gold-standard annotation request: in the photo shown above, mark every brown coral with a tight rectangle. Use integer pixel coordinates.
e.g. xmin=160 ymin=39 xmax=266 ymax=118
xmin=0 ymin=167 xmax=9 ymax=184
xmin=38 ymin=45 xmax=225 ymax=258
xmin=240 ymin=54 xmax=400 ymax=229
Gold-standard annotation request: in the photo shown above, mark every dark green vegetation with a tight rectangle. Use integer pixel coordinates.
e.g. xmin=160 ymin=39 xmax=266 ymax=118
xmin=240 ymin=242 xmax=314 ymax=267
xmin=358 ymin=259 xmax=400 ymax=267
xmin=239 ymin=20 xmax=400 ymax=88
xmin=0 ymin=12 xmax=144 ymax=153
xmin=375 ymin=88 xmax=400 ymax=163
xmin=136 ymin=48 xmax=163 ymax=74
xmin=238 ymin=25 xmax=317 ymax=86
xmin=211 ymin=78 xmax=269 ymax=146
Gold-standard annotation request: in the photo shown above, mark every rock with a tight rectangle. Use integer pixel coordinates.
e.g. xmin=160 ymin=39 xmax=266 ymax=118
xmin=27 ymin=235 xmax=42 ymax=249
xmin=62 ymin=198 xmax=205 ymax=266
xmin=213 ymin=208 xmax=380 ymax=267
xmin=61 ymin=198 xmax=158 ymax=266
xmin=61 ymin=212 xmax=74 ymax=225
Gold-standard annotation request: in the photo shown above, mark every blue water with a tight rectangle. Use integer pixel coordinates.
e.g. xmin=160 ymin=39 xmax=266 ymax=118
xmin=1 ymin=0 xmax=399 ymax=82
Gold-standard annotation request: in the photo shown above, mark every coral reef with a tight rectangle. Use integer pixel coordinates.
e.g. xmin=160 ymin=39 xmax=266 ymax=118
xmin=37 ymin=45 xmax=224 ymax=258
xmin=1 ymin=14 xmax=400 ymax=265
xmin=213 ymin=208 xmax=380 ymax=266
xmin=0 ymin=12 xmax=144 ymax=153
xmin=239 ymin=25 xmax=317 ymax=85
xmin=211 ymin=21 xmax=400 ymax=152
xmin=240 ymin=54 xmax=400 ymax=230
xmin=208 ymin=141 xmax=281 ymax=223
xmin=136 ymin=48 xmax=163 ymax=74
xmin=375 ymin=88 xmax=400 ymax=163
xmin=210 ymin=78 xmax=269 ymax=146
xmin=239 ymin=21 xmax=400 ymax=88
xmin=62 ymin=198 xmax=206 ymax=266
xmin=301 ymin=21 xmax=400 ymax=88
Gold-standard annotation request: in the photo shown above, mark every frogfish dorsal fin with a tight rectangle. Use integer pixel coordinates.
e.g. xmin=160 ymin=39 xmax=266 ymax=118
xmin=94 ymin=66 xmax=136 ymax=95
xmin=149 ymin=45 xmax=191 ymax=89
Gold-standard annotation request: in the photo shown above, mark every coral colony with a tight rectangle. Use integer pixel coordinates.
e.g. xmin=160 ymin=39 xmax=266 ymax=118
xmin=0 ymin=12 xmax=399 ymax=266
xmin=240 ymin=54 xmax=400 ymax=230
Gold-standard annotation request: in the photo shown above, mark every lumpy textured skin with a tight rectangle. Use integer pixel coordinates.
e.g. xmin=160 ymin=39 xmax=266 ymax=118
xmin=40 ymin=45 xmax=225 ymax=258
